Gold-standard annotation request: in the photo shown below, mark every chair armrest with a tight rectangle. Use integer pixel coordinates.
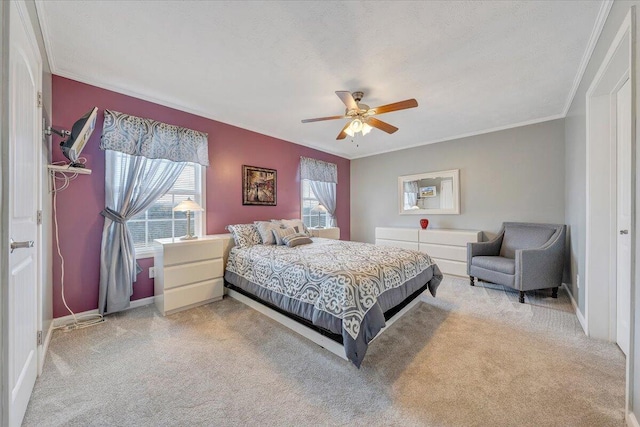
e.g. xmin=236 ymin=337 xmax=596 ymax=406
xmin=467 ymin=231 xmax=504 ymax=274
xmin=516 ymin=226 xmax=566 ymax=291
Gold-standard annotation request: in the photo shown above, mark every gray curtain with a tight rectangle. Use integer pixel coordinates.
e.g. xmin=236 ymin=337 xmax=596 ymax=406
xmin=404 ymin=181 xmax=419 ymax=208
xmin=99 ymin=151 xmax=186 ymax=314
xmin=310 ymin=181 xmax=337 ymax=227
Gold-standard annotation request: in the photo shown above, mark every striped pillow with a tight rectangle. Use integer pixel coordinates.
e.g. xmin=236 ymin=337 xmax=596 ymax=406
xmin=272 ymin=227 xmax=297 ymax=245
xmin=282 ymin=233 xmax=313 ymax=248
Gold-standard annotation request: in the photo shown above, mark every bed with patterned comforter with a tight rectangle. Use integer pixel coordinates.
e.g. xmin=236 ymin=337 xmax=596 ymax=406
xmin=224 ymin=238 xmax=443 ymax=367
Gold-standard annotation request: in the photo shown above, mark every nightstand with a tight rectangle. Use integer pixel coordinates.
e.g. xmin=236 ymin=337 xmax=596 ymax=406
xmin=154 ymin=236 xmax=227 ymax=315
xmin=310 ymin=227 xmax=340 ymax=240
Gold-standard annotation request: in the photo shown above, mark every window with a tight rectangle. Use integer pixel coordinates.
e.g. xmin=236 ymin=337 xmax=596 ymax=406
xmin=301 ymin=179 xmax=328 ymax=228
xmin=107 ymin=151 xmax=205 ymax=258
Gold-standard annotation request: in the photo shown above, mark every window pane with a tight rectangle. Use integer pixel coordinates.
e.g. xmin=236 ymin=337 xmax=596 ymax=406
xmin=172 ymin=164 xmax=196 ymax=192
xmin=129 ymin=221 xmax=147 ymax=248
xmin=149 ymin=220 xmax=174 ymax=241
xmin=147 ymin=194 xmax=174 ymax=219
xmin=175 ymin=219 xmax=188 ymax=237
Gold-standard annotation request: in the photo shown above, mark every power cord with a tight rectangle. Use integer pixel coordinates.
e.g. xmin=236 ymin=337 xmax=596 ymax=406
xmin=50 ymin=158 xmax=105 ymax=331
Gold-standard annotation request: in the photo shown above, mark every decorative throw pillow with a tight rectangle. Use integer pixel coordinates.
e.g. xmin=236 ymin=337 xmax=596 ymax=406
xmin=254 ymin=221 xmax=279 ymax=245
xmin=270 ymin=219 xmax=286 ymax=229
xmin=282 ymin=233 xmax=313 ymax=248
xmin=226 ymin=223 xmax=261 ymax=247
xmin=279 ymin=219 xmax=310 ymax=236
xmin=272 ymin=226 xmax=297 ymax=245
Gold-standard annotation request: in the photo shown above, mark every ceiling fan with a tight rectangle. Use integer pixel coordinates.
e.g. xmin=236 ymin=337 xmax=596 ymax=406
xmin=301 ymin=91 xmax=418 ymax=140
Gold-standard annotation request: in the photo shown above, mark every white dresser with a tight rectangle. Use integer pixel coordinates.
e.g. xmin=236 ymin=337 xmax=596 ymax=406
xmin=154 ymin=236 xmax=228 ymax=315
xmin=375 ymin=227 xmax=482 ymax=277
xmin=310 ymin=227 xmax=340 ymax=240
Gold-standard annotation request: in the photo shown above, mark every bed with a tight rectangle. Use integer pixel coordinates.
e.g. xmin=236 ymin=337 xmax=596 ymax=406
xmin=223 ymin=235 xmax=443 ymax=367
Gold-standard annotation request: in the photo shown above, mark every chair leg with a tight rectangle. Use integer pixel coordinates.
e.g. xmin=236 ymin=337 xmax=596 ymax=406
xmin=552 ymin=287 xmax=558 ymax=299
xmin=470 ymin=276 xmax=475 ymax=286
xmin=519 ymin=291 xmax=525 ymax=304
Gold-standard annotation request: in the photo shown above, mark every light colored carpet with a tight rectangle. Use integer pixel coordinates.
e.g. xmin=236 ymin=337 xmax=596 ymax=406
xmin=23 ymin=277 xmax=625 ymax=426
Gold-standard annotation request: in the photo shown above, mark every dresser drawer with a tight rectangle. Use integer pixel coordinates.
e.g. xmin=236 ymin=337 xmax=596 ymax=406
xmin=163 ymin=239 xmax=222 ymax=266
xmin=163 ymin=258 xmax=224 ymax=290
xmin=419 ymin=243 xmax=467 ymax=262
xmin=419 ymin=229 xmax=481 ymax=246
xmin=163 ymin=278 xmax=224 ymax=314
xmin=431 ymin=258 xmax=468 ymax=277
xmin=375 ymin=227 xmax=419 ymax=242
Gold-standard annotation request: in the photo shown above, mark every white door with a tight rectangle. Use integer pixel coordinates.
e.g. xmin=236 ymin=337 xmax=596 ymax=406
xmin=616 ymin=77 xmax=631 ymax=356
xmin=8 ymin=1 xmax=42 ymax=425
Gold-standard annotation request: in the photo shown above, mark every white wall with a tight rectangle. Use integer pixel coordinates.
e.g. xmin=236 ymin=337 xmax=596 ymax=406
xmin=562 ymin=3 xmax=640 ymax=420
xmin=350 ymin=119 xmax=566 ymax=244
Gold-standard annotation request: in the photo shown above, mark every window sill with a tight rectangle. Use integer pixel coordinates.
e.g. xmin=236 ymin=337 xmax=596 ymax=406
xmin=135 ymin=248 xmax=155 ymax=260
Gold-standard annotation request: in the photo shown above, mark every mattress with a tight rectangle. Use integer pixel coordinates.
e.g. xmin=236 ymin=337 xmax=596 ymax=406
xmin=224 ymin=238 xmax=443 ymax=367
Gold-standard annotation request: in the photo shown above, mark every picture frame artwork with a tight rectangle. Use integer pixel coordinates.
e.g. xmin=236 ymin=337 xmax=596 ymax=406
xmin=242 ymin=165 xmax=277 ymax=206
xmin=420 ymin=186 xmax=437 ymax=198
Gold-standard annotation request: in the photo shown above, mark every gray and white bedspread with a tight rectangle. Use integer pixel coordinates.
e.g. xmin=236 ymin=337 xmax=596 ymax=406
xmin=224 ymin=238 xmax=443 ymax=367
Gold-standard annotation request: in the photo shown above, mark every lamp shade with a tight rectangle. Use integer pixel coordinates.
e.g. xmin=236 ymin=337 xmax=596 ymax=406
xmin=312 ymin=204 xmax=327 ymax=213
xmin=173 ymin=197 xmax=204 ymax=212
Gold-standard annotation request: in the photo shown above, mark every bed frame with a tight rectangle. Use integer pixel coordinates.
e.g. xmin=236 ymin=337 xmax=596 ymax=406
xmin=217 ymin=233 xmax=428 ymax=361
xmin=225 ymin=280 xmax=428 ymax=361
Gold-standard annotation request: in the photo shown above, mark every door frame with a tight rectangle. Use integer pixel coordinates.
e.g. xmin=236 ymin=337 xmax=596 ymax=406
xmin=0 ymin=1 xmax=9 ymax=425
xmin=585 ymin=7 xmax=635 ymax=417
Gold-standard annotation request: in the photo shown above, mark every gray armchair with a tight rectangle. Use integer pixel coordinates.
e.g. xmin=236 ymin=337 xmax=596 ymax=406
xmin=467 ymin=222 xmax=566 ymax=303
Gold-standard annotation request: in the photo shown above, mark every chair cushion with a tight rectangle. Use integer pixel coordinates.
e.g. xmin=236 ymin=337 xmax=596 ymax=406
xmin=471 ymin=256 xmax=515 ymax=275
xmin=499 ymin=225 xmax=556 ymax=259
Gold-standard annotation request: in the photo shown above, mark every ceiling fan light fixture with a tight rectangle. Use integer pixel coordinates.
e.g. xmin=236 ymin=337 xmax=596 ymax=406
xmin=344 ymin=127 xmax=355 ymax=137
xmin=350 ymin=118 xmax=363 ymax=133
xmin=361 ymin=123 xmax=372 ymax=135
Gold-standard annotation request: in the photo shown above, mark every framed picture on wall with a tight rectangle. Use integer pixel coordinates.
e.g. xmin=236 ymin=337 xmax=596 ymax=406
xmin=242 ymin=165 xmax=277 ymax=206
xmin=420 ymin=186 xmax=437 ymax=198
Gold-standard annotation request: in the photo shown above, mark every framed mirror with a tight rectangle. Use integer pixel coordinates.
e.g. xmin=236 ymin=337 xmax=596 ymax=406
xmin=398 ymin=169 xmax=460 ymax=215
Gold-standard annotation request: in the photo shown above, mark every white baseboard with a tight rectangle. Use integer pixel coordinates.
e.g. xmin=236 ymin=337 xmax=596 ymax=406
xmin=53 ymin=296 xmax=155 ymax=328
xmin=38 ymin=320 xmax=54 ymax=375
xmin=627 ymin=410 xmax=640 ymax=427
xmin=563 ymin=283 xmax=587 ymax=334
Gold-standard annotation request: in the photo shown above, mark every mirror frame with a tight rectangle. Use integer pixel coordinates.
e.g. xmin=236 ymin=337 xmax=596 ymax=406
xmin=398 ymin=169 xmax=460 ymax=215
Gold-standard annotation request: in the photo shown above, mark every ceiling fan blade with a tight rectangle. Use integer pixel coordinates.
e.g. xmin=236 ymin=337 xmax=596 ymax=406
xmin=367 ymin=117 xmax=399 ymax=134
xmin=368 ymin=99 xmax=418 ymax=115
xmin=301 ymin=115 xmax=346 ymax=123
xmin=336 ymin=121 xmax=351 ymax=140
xmin=335 ymin=91 xmax=358 ymax=111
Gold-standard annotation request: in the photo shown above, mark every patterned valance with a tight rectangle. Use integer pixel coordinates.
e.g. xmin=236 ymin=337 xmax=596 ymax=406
xmin=300 ymin=157 xmax=337 ymax=184
xmin=100 ymin=110 xmax=209 ymax=166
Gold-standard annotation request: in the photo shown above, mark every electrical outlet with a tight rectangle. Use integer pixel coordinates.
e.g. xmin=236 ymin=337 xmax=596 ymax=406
xmin=576 ymin=274 xmax=580 ymax=289
xmin=149 ymin=267 xmax=155 ymax=279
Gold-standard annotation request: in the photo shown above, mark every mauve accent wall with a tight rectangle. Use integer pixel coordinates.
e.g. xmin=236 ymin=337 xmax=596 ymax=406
xmin=51 ymin=76 xmax=350 ymax=318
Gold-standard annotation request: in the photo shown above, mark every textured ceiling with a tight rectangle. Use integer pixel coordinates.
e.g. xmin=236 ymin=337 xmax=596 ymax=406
xmin=36 ymin=1 xmax=607 ymax=159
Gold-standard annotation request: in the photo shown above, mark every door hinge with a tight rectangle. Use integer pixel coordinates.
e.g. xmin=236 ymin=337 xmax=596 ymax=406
xmin=37 ymin=210 xmax=43 ymax=225
xmin=37 ymin=330 xmax=44 ymax=346
xmin=37 ymin=91 xmax=42 ymax=108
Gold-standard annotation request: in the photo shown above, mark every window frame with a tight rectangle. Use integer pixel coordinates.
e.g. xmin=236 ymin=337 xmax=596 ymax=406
xmin=105 ymin=151 xmax=206 ymax=259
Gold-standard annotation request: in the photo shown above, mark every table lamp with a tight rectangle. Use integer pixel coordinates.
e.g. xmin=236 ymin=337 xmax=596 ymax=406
xmin=312 ymin=204 xmax=327 ymax=229
xmin=173 ymin=198 xmax=204 ymax=240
